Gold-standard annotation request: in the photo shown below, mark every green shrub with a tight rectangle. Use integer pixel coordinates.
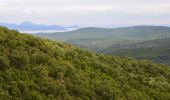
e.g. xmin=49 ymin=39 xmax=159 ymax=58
xmin=0 ymin=56 xmax=10 ymax=69
xmin=10 ymin=50 xmax=29 ymax=68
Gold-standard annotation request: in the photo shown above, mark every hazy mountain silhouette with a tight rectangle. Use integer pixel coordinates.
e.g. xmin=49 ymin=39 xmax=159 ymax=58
xmin=0 ymin=21 xmax=66 ymax=31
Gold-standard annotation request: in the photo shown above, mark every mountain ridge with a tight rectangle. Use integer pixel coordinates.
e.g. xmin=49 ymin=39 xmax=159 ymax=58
xmin=36 ymin=25 xmax=170 ymax=51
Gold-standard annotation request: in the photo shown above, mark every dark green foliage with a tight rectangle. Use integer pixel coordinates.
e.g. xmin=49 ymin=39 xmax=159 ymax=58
xmin=0 ymin=27 xmax=170 ymax=99
xmin=103 ymin=38 xmax=170 ymax=65
xmin=10 ymin=50 xmax=29 ymax=68
xmin=0 ymin=56 xmax=10 ymax=69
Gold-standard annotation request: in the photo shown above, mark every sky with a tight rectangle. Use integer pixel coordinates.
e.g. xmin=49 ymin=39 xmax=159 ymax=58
xmin=0 ymin=0 xmax=170 ymax=27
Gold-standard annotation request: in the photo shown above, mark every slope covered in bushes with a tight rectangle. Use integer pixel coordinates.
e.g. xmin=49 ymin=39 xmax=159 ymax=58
xmin=0 ymin=27 xmax=170 ymax=100
xmin=102 ymin=38 xmax=170 ymax=65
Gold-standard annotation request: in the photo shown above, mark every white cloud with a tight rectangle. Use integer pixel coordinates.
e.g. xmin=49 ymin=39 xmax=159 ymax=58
xmin=0 ymin=0 xmax=170 ymax=26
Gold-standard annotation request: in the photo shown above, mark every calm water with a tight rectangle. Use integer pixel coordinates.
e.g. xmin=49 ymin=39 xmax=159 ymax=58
xmin=20 ymin=28 xmax=79 ymax=34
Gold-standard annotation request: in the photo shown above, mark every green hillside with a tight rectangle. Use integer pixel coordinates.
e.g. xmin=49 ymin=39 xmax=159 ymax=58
xmin=1 ymin=27 xmax=170 ymax=99
xmin=103 ymin=38 xmax=170 ymax=65
xmin=36 ymin=26 xmax=170 ymax=51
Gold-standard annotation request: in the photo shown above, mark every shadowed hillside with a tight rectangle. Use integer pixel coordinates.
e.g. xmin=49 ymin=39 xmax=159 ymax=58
xmin=102 ymin=38 xmax=170 ymax=65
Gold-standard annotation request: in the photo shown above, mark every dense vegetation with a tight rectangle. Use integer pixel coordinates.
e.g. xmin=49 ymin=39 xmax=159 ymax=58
xmin=0 ymin=27 xmax=170 ymax=100
xmin=102 ymin=38 xmax=170 ymax=65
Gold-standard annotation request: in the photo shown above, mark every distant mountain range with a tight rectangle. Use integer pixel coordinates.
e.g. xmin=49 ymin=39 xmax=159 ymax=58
xmin=35 ymin=25 xmax=170 ymax=65
xmin=0 ymin=21 xmax=80 ymax=32
xmin=36 ymin=26 xmax=170 ymax=51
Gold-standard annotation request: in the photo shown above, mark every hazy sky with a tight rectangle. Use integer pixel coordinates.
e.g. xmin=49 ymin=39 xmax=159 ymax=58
xmin=0 ymin=0 xmax=170 ymax=27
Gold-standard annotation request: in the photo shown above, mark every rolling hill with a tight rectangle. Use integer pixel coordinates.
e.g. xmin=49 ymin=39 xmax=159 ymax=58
xmin=36 ymin=26 xmax=170 ymax=51
xmin=102 ymin=38 xmax=170 ymax=65
xmin=0 ymin=27 xmax=170 ymax=99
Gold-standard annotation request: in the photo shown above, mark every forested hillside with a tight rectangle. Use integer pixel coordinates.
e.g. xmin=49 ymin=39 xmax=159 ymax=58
xmin=103 ymin=38 xmax=170 ymax=65
xmin=0 ymin=27 xmax=170 ymax=100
